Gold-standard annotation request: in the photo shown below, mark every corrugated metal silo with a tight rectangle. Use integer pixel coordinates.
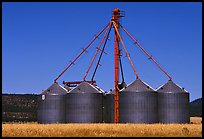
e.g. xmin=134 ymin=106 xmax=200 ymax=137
xmin=37 ymin=83 xmax=67 ymax=124
xmin=65 ymin=82 xmax=103 ymax=123
xmin=156 ymin=80 xmax=190 ymax=124
xmin=119 ymin=78 xmax=158 ymax=123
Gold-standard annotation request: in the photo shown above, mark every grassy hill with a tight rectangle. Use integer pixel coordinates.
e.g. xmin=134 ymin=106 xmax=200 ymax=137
xmin=189 ymin=98 xmax=202 ymax=117
xmin=2 ymin=94 xmax=38 ymax=122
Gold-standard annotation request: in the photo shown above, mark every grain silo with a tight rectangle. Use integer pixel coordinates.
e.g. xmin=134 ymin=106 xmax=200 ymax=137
xmin=37 ymin=83 xmax=67 ymax=124
xmin=119 ymin=78 xmax=158 ymax=123
xmin=156 ymin=80 xmax=190 ymax=124
xmin=65 ymin=82 xmax=103 ymax=123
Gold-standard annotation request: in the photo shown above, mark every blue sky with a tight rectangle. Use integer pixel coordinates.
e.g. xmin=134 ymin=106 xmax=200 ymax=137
xmin=2 ymin=2 xmax=202 ymax=101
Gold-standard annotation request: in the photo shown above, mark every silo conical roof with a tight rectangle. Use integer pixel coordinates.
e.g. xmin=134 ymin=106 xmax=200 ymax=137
xmin=68 ymin=82 xmax=101 ymax=93
xmin=121 ymin=78 xmax=154 ymax=92
xmin=156 ymin=80 xmax=187 ymax=93
xmin=41 ymin=83 xmax=68 ymax=95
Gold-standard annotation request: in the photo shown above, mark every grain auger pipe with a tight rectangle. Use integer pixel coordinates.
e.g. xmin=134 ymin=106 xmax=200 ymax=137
xmin=112 ymin=21 xmax=139 ymax=79
xmin=120 ymin=24 xmax=172 ymax=81
xmin=53 ymin=22 xmax=110 ymax=83
xmin=83 ymin=21 xmax=112 ymax=81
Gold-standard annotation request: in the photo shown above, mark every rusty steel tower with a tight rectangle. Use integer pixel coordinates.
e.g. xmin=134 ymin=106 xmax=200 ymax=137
xmin=112 ymin=8 xmax=121 ymax=123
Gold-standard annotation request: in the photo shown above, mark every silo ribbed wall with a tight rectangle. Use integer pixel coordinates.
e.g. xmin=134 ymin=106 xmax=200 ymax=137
xmin=37 ymin=95 xmax=66 ymax=124
xmin=103 ymin=94 xmax=114 ymax=123
xmin=158 ymin=93 xmax=190 ymax=123
xmin=119 ymin=92 xmax=158 ymax=123
xmin=66 ymin=93 xmax=103 ymax=123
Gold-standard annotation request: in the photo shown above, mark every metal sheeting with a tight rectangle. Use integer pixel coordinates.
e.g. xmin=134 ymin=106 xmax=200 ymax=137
xmin=37 ymin=95 xmax=66 ymax=124
xmin=119 ymin=92 xmax=158 ymax=123
xmin=40 ymin=83 xmax=67 ymax=95
xmin=37 ymin=83 xmax=67 ymax=124
xmin=158 ymin=93 xmax=189 ymax=124
xmin=103 ymin=93 xmax=114 ymax=123
xmin=119 ymin=79 xmax=158 ymax=123
xmin=156 ymin=80 xmax=187 ymax=93
xmin=157 ymin=80 xmax=190 ymax=124
xmin=66 ymin=82 xmax=103 ymax=123
xmin=68 ymin=82 xmax=102 ymax=93
xmin=121 ymin=78 xmax=154 ymax=92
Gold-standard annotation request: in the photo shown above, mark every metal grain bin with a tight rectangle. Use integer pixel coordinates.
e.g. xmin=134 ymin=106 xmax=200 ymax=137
xmin=119 ymin=78 xmax=158 ymax=123
xmin=37 ymin=83 xmax=67 ymax=124
xmin=66 ymin=82 xmax=103 ymax=123
xmin=156 ymin=80 xmax=190 ymax=124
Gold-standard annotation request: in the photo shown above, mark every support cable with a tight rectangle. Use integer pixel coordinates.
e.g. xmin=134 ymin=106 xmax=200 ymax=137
xmin=53 ymin=23 xmax=110 ymax=83
xmin=83 ymin=22 xmax=111 ymax=81
xmin=91 ymin=22 xmax=113 ymax=81
xmin=112 ymin=21 xmax=139 ymax=79
xmin=120 ymin=25 xmax=172 ymax=80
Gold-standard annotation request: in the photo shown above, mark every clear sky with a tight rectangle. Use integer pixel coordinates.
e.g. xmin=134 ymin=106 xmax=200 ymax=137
xmin=2 ymin=2 xmax=202 ymax=101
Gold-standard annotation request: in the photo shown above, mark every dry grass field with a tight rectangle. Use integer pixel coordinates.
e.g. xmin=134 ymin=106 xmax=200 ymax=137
xmin=2 ymin=117 xmax=202 ymax=137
